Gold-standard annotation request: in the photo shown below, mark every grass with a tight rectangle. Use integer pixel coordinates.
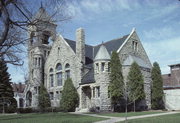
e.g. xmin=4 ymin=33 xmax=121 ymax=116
xmin=98 ymin=111 xmax=165 ymax=117
xmin=119 ymin=113 xmax=180 ymax=123
xmin=0 ymin=112 xmax=107 ymax=123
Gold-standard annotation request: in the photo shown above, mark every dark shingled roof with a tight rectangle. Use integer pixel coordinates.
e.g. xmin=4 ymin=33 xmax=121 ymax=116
xmin=64 ymin=34 xmax=129 ymax=85
xmin=94 ymin=35 xmax=129 ymax=57
xmin=65 ymin=34 xmax=128 ymax=60
xmin=81 ymin=67 xmax=95 ymax=84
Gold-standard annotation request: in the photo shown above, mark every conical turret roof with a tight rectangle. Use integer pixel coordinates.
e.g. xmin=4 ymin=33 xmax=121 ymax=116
xmin=94 ymin=44 xmax=110 ymax=61
xmin=33 ymin=6 xmax=53 ymax=22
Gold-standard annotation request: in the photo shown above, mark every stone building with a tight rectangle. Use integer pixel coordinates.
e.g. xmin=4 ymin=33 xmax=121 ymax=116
xmin=24 ymin=7 xmax=152 ymax=111
xmin=162 ymin=64 xmax=180 ymax=110
xmin=12 ymin=83 xmax=25 ymax=108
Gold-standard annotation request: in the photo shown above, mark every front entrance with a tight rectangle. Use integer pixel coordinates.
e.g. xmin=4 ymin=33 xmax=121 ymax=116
xmin=82 ymin=86 xmax=91 ymax=109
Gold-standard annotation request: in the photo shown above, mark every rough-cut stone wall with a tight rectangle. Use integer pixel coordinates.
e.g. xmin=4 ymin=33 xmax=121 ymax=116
xmin=93 ymin=61 xmax=111 ymax=111
xmin=119 ymin=31 xmax=151 ymax=67
xmin=119 ymin=30 xmax=152 ymax=109
xmin=45 ymin=35 xmax=82 ymax=107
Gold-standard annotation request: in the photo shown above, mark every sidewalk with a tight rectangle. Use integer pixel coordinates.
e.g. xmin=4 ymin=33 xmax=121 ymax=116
xmin=71 ymin=111 xmax=180 ymax=123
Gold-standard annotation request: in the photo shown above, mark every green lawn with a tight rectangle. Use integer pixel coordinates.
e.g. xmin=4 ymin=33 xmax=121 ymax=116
xmin=119 ymin=113 xmax=180 ymax=123
xmin=98 ymin=111 xmax=165 ymax=117
xmin=0 ymin=112 xmax=107 ymax=123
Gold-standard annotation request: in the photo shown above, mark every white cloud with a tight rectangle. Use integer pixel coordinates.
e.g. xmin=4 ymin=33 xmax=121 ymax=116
xmin=144 ymin=3 xmax=179 ymax=21
xmin=66 ymin=0 xmax=141 ymax=21
xmin=143 ymin=36 xmax=180 ymax=74
xmin=143 ymin=26 xmax=177 ymax=41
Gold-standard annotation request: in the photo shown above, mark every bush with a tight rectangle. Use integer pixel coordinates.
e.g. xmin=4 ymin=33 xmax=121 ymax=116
xmin=17 ymin=108 xmax=33 ymax=113
xmin=89 ymin=106 xmax=100 ymax=113
xmin=60 ymin=78 xmax=79 ymax=112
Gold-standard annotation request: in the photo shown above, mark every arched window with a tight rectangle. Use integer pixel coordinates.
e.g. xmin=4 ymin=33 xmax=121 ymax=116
xmin=65 ymin=63 xmax=70 ymax=79
xmin=56 ymin=63 xmax=62 ymax=86
xmin=49 ymin=68 xmax=54 ymax=87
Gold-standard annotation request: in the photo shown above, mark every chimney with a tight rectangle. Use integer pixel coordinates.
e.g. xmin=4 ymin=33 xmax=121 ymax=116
xmin=76 ymin=28 xmax=85 ymax=64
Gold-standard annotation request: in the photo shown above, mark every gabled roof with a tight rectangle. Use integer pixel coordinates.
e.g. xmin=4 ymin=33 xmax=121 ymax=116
xmin=81 ymin=67 xmax=95 ymax=84
xmin=64 ymin=34 xmax=129 ymax=62
xmin=123 ymin=55 xmax=151 ymax=68
xmin=94 ymin=35 xmax=129 ymax=56
xmin=65 ymin=38 xmax=94 ymax=63
xmin=94 ymin=44 xmax=110 ymax=61
xmin=12 ymin=83 xmax=25 ymax=93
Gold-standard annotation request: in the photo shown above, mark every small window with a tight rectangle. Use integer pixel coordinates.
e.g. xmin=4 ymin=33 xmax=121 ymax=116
xmin=50 ymin=92 xmax=54 ymax=100
xmin=56 ymin=91 xmax=59 ymax=99
xmin=101 ymin=63 xmax=105 ymax=72
xmin=65 ymin=64 xmax=70 ymax=69
xmin=34 ymin=87 xmax=37 ymax=94
xmin=49 ymin=68 xmax=53 ymax=72
xmin=108 ymin=62 xmax=110 ymax=72
xmin=42 ymin=32 xmax=50 ymax=44
xmin=49 ymin=68 xmax=54 ymax=87
xmin=38 ymin=58 xmax=41 ymax=67
xmin=56 ymin=63 xmax=62 ymax=71
xmin=50 ymin=74 xmax=54 ymax=87
xmin=65 ymin=63 xmax=70 ymax=79
xmin=92 ymin=87 xmax=95 ymax=98
xmin=97 ymin=86 xmax=100 ymax=97
xmin=65 ymin=70 xmax=70 ymax=79
xmin=58 ymin=47 xmax=60 ymax=55
xmin=132 ymin=41 xmax=138 ymax=51
xmin=47 ymin=51 xmax=50 ymax=56
xmin=57 ymin=72 xmax=62 ymax=86
xmin=96 ymin=63 xmax=99 ymax=73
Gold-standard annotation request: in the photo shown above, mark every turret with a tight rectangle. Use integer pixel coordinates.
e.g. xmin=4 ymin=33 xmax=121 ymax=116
xmin=28 ymin=6 xmax=57 ymax=48
xmin=26 ymin=6 xmax=57 ymax=107
xmin=94 ymin=44 xmax=111 ymax=74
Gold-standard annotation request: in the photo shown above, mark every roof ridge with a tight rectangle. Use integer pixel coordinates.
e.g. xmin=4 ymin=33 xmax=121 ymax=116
xmin=64 ymin=34 xmax=129 ymax=47
xmin=93 ymin=34 xmax=129 ymax=47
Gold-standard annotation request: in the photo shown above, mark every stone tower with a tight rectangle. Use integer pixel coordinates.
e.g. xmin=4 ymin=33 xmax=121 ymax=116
xmin=26 ymin=6 xmax=57 ymax=108
xmin=94 ymin=44 xmax=111 ymax=111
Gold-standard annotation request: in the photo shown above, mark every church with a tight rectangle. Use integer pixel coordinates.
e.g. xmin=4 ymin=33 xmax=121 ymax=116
xmin=23 ymin=7 xmax=152 ymax=111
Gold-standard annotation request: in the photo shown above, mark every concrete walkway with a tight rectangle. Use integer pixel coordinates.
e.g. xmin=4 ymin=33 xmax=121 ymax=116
xmin=71 ymin=111 xmax=180 ymax=123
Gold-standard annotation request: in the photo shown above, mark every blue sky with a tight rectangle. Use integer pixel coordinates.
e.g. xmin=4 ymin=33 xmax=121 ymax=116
xmin=8 ymin=0 xmax=180 ymax=83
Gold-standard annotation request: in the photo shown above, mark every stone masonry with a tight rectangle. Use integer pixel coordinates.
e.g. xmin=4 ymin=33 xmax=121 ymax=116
xmin=24 ymin=7 xmax=152 ymax=111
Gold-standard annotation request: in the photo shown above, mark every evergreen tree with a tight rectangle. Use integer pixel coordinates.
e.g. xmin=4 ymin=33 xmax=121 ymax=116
xmin=127 ymin=62 xmax=145 ymax=111
xmin=151 ymin=62 xmax=164 ymax=109
xmin=38 ymin=82 xmax=51 ymax=112
xmin=60 ymin=78 xmax=79 ymax=112
xmin=109 ymin=51 xmax=124 ymax=111
xmin=0 ymin=59 xmax=17 ymax=113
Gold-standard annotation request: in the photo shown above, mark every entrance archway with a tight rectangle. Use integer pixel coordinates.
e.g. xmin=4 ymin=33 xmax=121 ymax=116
xmin=82 ymin=86 xmax=91 ymax=109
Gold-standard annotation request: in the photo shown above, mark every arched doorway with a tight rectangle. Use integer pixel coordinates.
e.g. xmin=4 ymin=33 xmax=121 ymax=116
xmin=26 ymin=91 xmax=32 ymax=107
